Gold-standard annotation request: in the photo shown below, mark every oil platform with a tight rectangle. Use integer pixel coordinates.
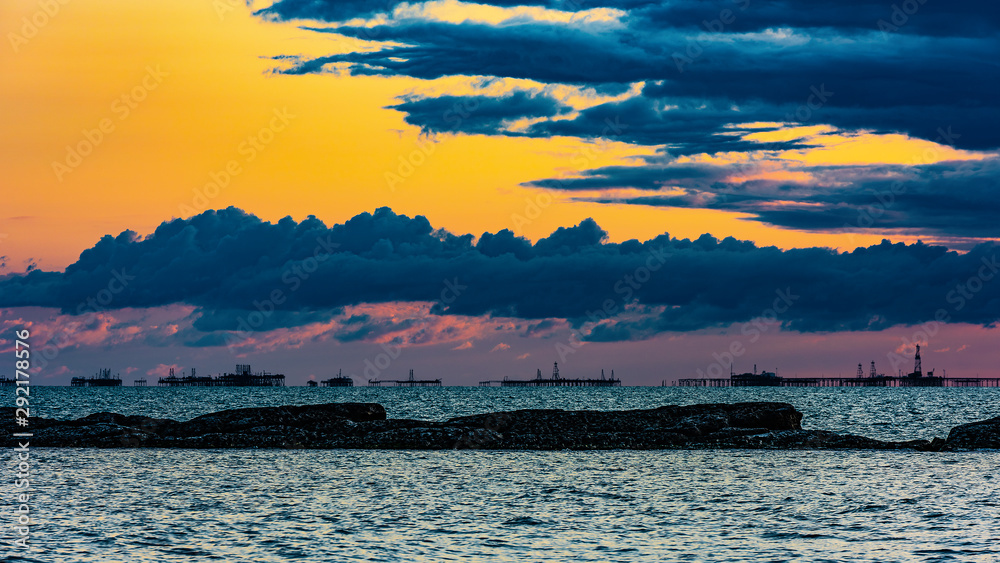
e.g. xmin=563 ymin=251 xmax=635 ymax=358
xmin=157 ymin=365 xmax=285 ymax=387
xmin=0 ymin=376 xmax=16 ymax=387
xmin=320 ymin=370 xmax=354 ymax=387
xmin=71 ymin=369 xmax=122 ymax=387
xmin=675 ymin=346 xmax=1000 ymax=387
xmin=480 ymin=363 xmax=622 ymax=387
xmin=368 ymin=369 xmax=442 ymax=387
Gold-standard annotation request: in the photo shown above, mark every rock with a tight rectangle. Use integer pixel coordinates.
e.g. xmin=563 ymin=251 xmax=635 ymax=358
xmin=943 ymin=416 xmax=1000 ymax=450
xmin=0 ymin=401 xmax=965 ymax=451
xmin=173 ymin=402 xmax=385 ymax=437
xmin=1 ymin=403 xmax=385 ymax=448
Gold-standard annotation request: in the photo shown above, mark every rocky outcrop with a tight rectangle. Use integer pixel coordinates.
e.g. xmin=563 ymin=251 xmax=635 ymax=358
xmin=0 ymin=401 xmax=993 ymax=450
xmin=942 ymin=416 xmax=1000 ymax=450
xmin=1 ymin=403 xmax=386 ymax=448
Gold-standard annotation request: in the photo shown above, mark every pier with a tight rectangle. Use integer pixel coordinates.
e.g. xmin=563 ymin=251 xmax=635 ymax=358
xmin=676 ymin=375 xmax=1000 ymax=387
xmin=674 ymin=348 xmax=1000 ymax=388
xmin=158 ymin=365 xmax=285 ymax=387
xmin=369 ymin=369 xmax=441 ymax=387
xmin=480 ymin=363 xmax=622 ymax=387
xmin=71 ymin=369 xmax=122 ymax=387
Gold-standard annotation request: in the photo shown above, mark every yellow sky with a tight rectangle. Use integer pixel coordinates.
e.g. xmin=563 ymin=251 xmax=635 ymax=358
xmin=0 ymin=0 xmax=956 ymax=272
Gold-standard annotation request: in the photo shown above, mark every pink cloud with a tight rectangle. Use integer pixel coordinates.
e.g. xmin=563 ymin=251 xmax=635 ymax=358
xmin=222 ymin=302 xmax=536 ymax=356
xmin=146 ymin=363 xmax=182 ymax=377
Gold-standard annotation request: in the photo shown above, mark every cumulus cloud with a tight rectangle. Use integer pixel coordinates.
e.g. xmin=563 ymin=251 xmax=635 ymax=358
xmin=3 ymin=208 xmax=1000 ymax=342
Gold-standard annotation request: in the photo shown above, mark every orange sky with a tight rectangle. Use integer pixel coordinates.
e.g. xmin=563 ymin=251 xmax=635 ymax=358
xmin=4 ymin=0 xmax=965 ymax=273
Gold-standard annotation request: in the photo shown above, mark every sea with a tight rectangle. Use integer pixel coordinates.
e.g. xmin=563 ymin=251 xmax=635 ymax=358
xmin=3 ymin=386 xmax=999 ymax=562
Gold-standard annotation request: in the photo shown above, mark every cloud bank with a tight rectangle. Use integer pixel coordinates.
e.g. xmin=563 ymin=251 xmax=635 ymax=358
xmin=2 ymin=208 xmax=999 ymax=343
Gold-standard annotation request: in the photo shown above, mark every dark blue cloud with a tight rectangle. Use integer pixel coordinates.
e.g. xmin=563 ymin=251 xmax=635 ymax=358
xmin=284 ymin=20 xmax=661 ymax=83
xmin=393 ymin=91 xmax=810 ymax=154
xmin=257 ymin=0 xmax=567 ymax=23
xmin=389 ymin=91 xmax=569 ymax=135
xmin=259 ymin=1 xmax=1000 ymax=152
xmin=259 ymin=0 xmax=1000 ymax=37
xmin=633 ymin=0 xmax=1000 ymax=37
xmin=537 ymin=158 xmax=1000 ymax=240
xmin=230 ymin=1 xmax=1000 ymax=248
xmin=3 ymin=208 xmax=1000 ymax=340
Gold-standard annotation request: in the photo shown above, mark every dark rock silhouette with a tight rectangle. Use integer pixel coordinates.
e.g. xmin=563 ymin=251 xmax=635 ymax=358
xmin=942 ymin=416 xmax=1000 ymax=450
xmin=1 ymin=402 xmax=996 ymax=450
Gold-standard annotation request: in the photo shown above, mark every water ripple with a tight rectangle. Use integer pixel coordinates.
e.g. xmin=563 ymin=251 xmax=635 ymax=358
xmin=3 ymin=449 xmax=998 ymax=562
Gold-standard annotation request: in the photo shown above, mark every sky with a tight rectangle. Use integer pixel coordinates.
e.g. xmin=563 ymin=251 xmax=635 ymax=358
xmin=1 ymin=0 xmax=999 ymax=385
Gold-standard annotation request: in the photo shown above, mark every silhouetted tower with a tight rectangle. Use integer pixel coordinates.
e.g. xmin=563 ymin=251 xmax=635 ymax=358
xmin=536 ymin=369 xmax=543 ymax=380
xmin=409 ymin=369 xmax=415 ymax=382
xmin=914 ymin=345 xmax=922 ymax=377
xmin=601 ymin=369 xmax=606 ymax=380
xmin=857 ymin=363 xmax=863 ymax=378
xmin=552 ymin=362 xmax=560 ymax=380
xmin=870 ymin=361 xmax=877 ymax=378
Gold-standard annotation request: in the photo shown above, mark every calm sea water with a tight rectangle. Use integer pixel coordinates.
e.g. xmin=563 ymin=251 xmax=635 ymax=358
xmin=4 ymin=387 xmax=1000 ymax=562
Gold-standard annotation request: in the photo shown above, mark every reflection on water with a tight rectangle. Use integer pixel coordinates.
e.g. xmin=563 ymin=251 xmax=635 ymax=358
xmin=10 ymin=449 xmax=1000 ymax=562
